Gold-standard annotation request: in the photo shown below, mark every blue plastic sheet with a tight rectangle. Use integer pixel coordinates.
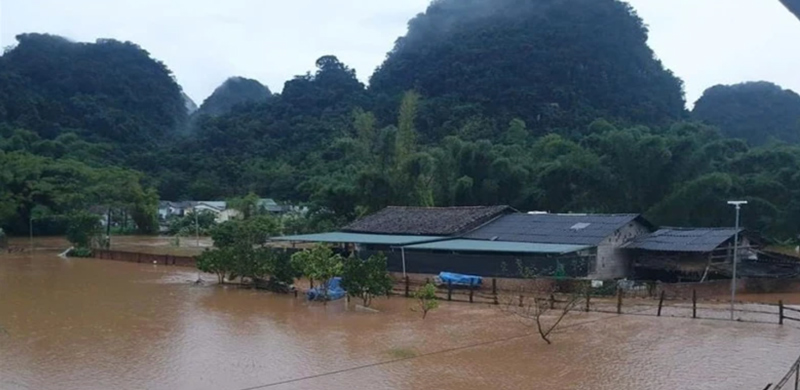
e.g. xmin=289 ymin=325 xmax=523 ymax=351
xmin=437 ymin=272 xmax=482 ymax=286
xmin=306 ymin=277 xmax=346 ymax=301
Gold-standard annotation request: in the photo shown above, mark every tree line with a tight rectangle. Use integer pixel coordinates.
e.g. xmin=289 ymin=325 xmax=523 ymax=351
xmin=1 ymin=0 xmax=800 ymax=242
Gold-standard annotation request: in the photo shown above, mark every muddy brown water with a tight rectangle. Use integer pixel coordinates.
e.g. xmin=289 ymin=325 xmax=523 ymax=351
xmin=1 ymin=237 xmax=800 ymax=390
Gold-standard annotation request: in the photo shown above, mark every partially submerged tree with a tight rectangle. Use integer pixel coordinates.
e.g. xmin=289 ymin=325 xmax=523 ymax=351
xmin=413 ymin=282 xmax=439 ymax=319
xmin=341 ymin=252 xmax=393 ymax=307
xmin=65 ymin=211 xmax=103 ymax=249
xmin=498 ymin=261 xmax=586 ymax=344
xmin=291 ymin=244 xmax=344 ymax=301
xmin=196 ymin=247 xmax=235 ymax=284
xmin=500 ymin=286 xmax=583 ymax=345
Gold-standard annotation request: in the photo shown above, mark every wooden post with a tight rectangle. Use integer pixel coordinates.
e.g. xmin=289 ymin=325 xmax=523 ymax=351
xmin=585 ymin=288 xmax=591 ymax=312
xmin=310 ymin=277 xmax=314 ymax=290
xmin=657 ymin=291 xmax=665 ymax=317
xmin=549 ymin=294 xmax=555 ymax=310
xmin=780 ymin=300 xmax=785 ymax=325
xmin=405 ymin=276 xmax=410 ymax=298
xmin=492 ymin=278 xmax=498 ymax=305
xmin=617 ymin=287 xmax=623 ymax=314
xmin=447 ymin=281 xmax=453 ymax=301
xmin=692 ymin=289 xmax=697 ymax=319
xmin=294 ymin=289 xmax=298 ymax=298
xmin=518 ymin=294 xmax=524 ymax=307
xmin=469 ymin=284 xmax=474 ymax=303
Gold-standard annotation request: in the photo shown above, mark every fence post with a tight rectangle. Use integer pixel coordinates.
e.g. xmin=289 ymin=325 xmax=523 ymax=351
xmin=469 ymin=283 xmax=474 ymax=303
xmin=780 ymin=300 xmax=785 ymax=325
xmin=657 ymin=291 xmax=665 ymax=317
xmin=692 ymin=289 xmax=697 ymax=319
xmin=447 ymin=281 xmax=452 ymax=301
xmin=550 ymin=293 xmax=555 ymax=310
xmin=492 ymin=278 xmax=498 ymax=305
xmin=617 ymin=287 xmax=623 ymax=314
xmin=405 ymin=276 xmax=410 ymax=298
xmin=310 ymin=277 xmax=314 ymax=290
xmin=519 ymin=294 xmax=524 ymax=307
xmin=585 ymin=288 xmax=591 ymax=312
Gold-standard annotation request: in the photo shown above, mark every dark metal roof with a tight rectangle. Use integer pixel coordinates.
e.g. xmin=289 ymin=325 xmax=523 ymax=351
xmin=624 ymin=228 xmax=744 ymax=252
xmin=402 ymin=239 xmax=590 ymax=254
xmin=342 ymin=206 xmax=512 ymax=236
xmin=272 ymin=232 xmax=444 ymax=245
xmin=465 ymin=213 xmax=645 ymax=245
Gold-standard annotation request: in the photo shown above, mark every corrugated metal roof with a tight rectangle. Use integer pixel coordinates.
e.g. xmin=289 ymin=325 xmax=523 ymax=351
xmin=271 ymin=232 xmax=444 ymax=245
xmin=402 ymin=239 xmax=590 ymax=254
xmin=465 ymin=213 xmax=645 ymax=245
xmin=624 ymin=228 xmax=743 ymax=252
xmin=343 ymin=205 xmax=512 ymax=236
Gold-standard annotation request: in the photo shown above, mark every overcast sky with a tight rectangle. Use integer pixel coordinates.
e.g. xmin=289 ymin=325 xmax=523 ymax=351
xmin=1 ymin=0 xmax=798 ymax=108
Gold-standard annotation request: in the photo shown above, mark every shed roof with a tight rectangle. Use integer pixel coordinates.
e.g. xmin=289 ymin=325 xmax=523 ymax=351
xmin=343 ymin=205 xmax=511 ymax=236
xmin=465 ymin=213 xmax=646 ymax=245
xmin=624 ymin=228 xmax=744 ymax=252
xmin=402 ymin=239 xmax=590 ymax=254
xmin=271 ymin=232 xmax=444 ymax=245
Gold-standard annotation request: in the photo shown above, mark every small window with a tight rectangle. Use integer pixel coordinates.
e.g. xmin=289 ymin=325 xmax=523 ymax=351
xmin=571 ymin=222 xmax=591 ymax=230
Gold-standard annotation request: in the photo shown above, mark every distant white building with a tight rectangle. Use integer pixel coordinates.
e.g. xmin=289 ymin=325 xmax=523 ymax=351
xmin=160 ymin=198 xmax=289 ymax=223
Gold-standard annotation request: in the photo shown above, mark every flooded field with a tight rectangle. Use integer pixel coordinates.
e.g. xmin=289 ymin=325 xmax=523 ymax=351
xmin=1 ymin=237 xmax=799 ymax=390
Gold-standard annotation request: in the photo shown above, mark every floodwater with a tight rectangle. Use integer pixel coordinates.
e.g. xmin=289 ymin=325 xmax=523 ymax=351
xmin=1 ymin=238 xmax=799 ymax=390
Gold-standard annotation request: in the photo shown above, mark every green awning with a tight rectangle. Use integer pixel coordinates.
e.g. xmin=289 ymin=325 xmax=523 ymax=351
xmin=401 ymin=239 xmax=590 ymax=254
xmin=271 ymin=232 xmax=444 ymax=245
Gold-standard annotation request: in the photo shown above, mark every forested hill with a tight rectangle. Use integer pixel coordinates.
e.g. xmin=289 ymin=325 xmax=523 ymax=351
xmin=692 ymin=82 xmax=800 ymax=146
xmin=369 ymin=0 xmax=687 ymax=139
xmin=194 ymin=77 xmax=272 ymax=118
xmin=3 ymin=0 xmax=800 ymax=241
xmin=0 ymin=34 xmax=187 ymax=148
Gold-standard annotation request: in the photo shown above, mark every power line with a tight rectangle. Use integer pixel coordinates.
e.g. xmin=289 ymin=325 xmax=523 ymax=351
xmin=234 ymin=310 xmax=633 ymax=390
xmin=235 ymin=331 xmax=534 ymax=390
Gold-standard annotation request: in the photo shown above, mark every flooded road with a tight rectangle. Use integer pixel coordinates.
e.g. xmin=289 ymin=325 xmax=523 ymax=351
xmin=1 ymin=238 xmax=799 ymax=390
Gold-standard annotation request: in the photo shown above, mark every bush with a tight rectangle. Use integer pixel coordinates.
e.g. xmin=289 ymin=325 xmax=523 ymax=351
xmin=67 ymin=247 xmax=93 ymax=258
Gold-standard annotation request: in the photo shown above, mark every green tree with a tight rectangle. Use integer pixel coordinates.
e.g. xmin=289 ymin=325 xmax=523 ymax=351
xmin=64 ymin=211 xmax=102 ymax=249
xmin=341 ymin=252 xmax=393 ymax=307
xmin=413 ymin=282 xmax=439 ymax=319
xmin=291 ymin=244 xmax=344 ymax=301
xmin=196 ymin=247 xmax=235 ymax=284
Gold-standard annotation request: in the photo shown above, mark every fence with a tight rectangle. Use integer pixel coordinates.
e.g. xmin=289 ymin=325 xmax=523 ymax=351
xmin=768 ymin=353 xmax=800 ymax=390
xmin=93 ymin=249 xmax=197 ymax=267
xmin=392 ymin=275 xmax=797 ymax=325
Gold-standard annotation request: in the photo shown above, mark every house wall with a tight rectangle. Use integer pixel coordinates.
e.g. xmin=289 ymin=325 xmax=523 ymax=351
xmin=589 ymin=220 xmax=651 ymax=280
xmin=363 ymin=248 xmax=592 ymax=278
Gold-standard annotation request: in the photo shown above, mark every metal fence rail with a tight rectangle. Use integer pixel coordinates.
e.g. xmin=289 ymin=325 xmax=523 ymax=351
xmin=769 ymin=353 xmax=800 ymax=390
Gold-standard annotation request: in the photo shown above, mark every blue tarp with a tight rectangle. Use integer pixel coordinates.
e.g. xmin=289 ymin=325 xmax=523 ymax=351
xmin=306 ymin=277 xmax=347 ymax=301
xmin=437 ymin=272 xmax=482 ymax=286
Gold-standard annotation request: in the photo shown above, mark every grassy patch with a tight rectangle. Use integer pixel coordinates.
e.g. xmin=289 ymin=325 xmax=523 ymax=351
xmin=387 ymin=347 xmax=417 ymax=359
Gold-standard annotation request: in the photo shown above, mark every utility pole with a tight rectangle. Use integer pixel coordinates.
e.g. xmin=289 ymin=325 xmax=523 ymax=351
xmin=194 ymin=205 xmax=200 ymax=247
xmin=727 ymin=200 xmax=747 ymax=321
xmin=29 ymin=214 xmax=33 ymax=253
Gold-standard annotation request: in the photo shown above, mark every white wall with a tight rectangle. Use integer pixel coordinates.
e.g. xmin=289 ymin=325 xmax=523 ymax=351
xmin=589 ymin=221 xmax=651 ymax=279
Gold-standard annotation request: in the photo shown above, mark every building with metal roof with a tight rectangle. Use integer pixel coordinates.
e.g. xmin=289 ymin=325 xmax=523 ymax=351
xmin=624 ymin=228 xmax=756 ymax=282
xmin=342 ymin=205 xmax=512 ymax=236
xmin=465 ymin=213 xmax=650 ymax=245
xmin=462 ymin=213 xmax=653 ymax=279
xmin=624 ymin=228 xmax=744 ymax=252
